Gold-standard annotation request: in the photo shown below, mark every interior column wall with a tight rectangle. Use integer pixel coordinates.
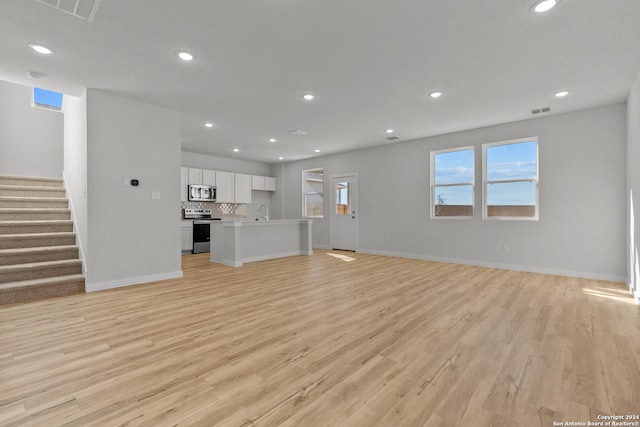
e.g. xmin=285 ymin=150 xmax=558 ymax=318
xmin=627 ymin=66 xmax=640 ymax=302
xmin=86 ymin=90 xmax=182 ymax=290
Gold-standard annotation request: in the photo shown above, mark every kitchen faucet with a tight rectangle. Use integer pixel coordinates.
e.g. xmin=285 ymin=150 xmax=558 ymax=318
xmin=258 ymin=204 xmax=269 ymax=221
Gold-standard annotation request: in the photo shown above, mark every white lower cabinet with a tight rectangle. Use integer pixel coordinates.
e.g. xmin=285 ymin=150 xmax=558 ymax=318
xmin=181 ymin=221 xmax=193 ymax=252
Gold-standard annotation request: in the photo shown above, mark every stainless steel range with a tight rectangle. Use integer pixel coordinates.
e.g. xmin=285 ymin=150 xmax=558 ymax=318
xmin=184 ymin=209 xmax=219 ymax=254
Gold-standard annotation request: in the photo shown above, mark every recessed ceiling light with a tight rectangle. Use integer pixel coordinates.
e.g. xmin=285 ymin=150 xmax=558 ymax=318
xmin=303 ymin=93 xmax=315 ymax=101
xmin=555 ymin=90 xmax=569 ymax=97
xmin=385 ymin=129 xmax=394 ymax=134
xmin=176 ymin=50 xmax=196 ymax=61
xmin=204 ymin=122 xmax=214 ymax=128
xmin=268 ymin=138 xmax=276 ymax=143
xmin=314 ymin=149 xmax=320 ymax=153
xmin=28 ymin=43 xmax=54 ymax=55
xmin=531 ymin=0 xmax=558 ymax=13
xmin=27 ymin=71 xmax=45 ymax=79
xmin=278 ymin=156 xmax=284 ymax=160
xmin=429 ymin=91 xmax=443 ymax=98
xmin=233 ymin=148 xmax=240 ymax=152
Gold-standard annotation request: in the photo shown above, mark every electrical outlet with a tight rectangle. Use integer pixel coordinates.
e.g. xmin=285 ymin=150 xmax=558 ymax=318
xmin=503 ymin=245 xmax=510 ymax=253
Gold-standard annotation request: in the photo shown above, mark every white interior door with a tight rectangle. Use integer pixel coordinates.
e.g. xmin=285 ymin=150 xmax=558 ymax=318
xmin=330 ymin=174 xmax=358 ymax=251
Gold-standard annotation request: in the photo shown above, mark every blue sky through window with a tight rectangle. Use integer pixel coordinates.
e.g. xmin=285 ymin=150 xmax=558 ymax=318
xmin=434 ymin=148 xmax=474 ymax=206
xmin=33 ymin=87 xmax=63 ymax=110
xmin=486 ymin=140 xmax=537 ymax=206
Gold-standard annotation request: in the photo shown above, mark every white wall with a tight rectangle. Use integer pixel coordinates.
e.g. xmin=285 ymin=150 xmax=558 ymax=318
xmin=86 ymin=90 xmax=182 ymax=291
xmin=0 ymin=80 xmax=63 ymax=177
xmin=627 ymin=67 xmax=640 ymax=302
xmin=277 ymin=103 xmax=627 ymax=281
xmin=63 ymin=91 xmax=88 ymax=272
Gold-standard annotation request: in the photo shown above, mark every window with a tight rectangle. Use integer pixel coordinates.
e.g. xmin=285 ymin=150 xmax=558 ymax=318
xmin=303 ymin=168 xmax=324 ymax=217
xmin=33 ymin=87 xmax=64 ymax=111
xmin=431 ymin=147 xmax=474 ymax=218
xmin=483 ymin=137 xmax=538 ymax=220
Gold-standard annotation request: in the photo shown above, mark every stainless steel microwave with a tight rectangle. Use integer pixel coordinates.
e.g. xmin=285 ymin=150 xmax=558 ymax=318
xmin=188 ymin=184 xmax=216 ymax=202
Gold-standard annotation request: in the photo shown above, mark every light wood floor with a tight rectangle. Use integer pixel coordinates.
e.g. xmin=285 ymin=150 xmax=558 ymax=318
xmin=0 ymin=251 xmax=638 ymax=426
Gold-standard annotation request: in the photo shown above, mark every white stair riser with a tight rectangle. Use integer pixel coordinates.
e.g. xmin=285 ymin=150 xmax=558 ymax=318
xmin=0 ymin=248 xmax=79 ymax=266
xmin=0 ymin=263 xmax=82 ymax=283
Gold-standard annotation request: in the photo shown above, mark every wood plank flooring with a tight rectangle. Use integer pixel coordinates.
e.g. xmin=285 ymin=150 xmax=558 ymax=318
xmin=0 ymin=251 xmax=638 ymax=426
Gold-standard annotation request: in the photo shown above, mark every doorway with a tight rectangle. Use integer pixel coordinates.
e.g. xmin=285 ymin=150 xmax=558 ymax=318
xmin=330 ymin=173 xmax=358 ymax=251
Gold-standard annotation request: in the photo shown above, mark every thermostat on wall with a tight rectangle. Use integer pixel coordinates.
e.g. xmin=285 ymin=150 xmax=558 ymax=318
xmin=130 ymin=179 xmax=139 ymax=187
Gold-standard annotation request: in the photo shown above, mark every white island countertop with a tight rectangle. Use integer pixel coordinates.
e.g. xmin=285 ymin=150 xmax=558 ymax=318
xmin=210 ymin=219 xmax=313 ymax=267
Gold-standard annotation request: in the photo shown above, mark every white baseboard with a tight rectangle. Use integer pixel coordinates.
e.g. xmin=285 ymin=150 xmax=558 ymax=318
xmin=312 ymin=244 xmax=332 ymax=250
xmin=358 ymin=248 xmax=627 ymax=283
xmin=243 ymin=251 xmax=308 ymax=264
xmin=627 ymin=280 xmax=640 ymax=304
xmin=86 ymin=270 xmax=183 ymax=292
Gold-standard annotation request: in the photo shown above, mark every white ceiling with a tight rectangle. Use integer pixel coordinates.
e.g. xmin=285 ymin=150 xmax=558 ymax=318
xmin=1 ymin=0 xmax=640 ymax=164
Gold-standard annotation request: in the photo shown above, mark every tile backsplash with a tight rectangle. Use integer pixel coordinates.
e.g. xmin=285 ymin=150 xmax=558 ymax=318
xmin=181 ymin=202 xmax=247 ymax=218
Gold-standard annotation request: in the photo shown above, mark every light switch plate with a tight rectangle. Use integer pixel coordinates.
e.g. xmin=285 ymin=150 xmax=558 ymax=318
xmin=152 ymin=191 xmax=161 ymax=200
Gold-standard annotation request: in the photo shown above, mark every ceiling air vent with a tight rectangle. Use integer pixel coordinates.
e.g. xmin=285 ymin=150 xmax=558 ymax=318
xmin=531 ymin=106 xmax=552 ymax=115
xmin=35 ymin=0 xmax=102 ymax=22
xmin=386 ymin=136 xmax=400 ymax=141
xmin=289 ymin=130 xmax=307 ymax=136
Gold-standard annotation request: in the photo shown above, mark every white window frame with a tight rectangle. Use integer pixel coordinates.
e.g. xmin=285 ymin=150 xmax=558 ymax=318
xmin=430 ymin=146 xmax=475 ymax=219
xmin=302 ymin=168 xmax=324 ymax=218
xmin=482 ymin=137 xmax=539 ymax=221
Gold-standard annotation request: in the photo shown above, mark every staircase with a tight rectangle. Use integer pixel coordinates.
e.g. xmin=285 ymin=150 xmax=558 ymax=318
xmin=0 ymin=175 xmax=85 ymax=305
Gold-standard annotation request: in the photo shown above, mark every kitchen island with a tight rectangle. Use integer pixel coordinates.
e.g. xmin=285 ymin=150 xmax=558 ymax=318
xmin=210 ymin=219 xmax=313 ymax=267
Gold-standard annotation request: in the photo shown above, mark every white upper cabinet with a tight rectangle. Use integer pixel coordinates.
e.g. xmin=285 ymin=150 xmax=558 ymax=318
xmin=188 ymin=168 xmax=202 ymax=185
xmin=183 ymin=166 xmax=275 ymax=204
xmin=251 ymin=175 xmax=276 ymax=192
xmin=251 ymin=175 xmax=265 ymax=191
xmin=202 ymin=169 xmax=216 ymax=186
xmin=215 ymin=171 xmax=234 ymax=203
xmin=264 ymin=176 xmax=276 ymax=191
xmin=234 ymin=173 xmax=252 ymax=204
